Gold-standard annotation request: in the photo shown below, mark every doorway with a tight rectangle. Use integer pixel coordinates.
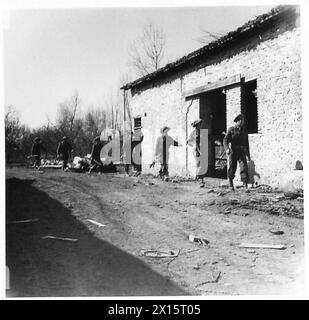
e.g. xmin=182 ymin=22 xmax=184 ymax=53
xmin=200 ymin=88 xmax=227 ymax=178
xmin=133 ymin=116 xmax=142 ymax=172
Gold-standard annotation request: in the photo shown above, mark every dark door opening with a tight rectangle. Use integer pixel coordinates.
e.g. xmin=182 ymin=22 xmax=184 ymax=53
xmin=200 ymin=89 xmax=227 ymax=179
xmin=133 ymin=116 xmax=142 ymax=172
xmin=242 ymin=80 xmax=258 ymax=134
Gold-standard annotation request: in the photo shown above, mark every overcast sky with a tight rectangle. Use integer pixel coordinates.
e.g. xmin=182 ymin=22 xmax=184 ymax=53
xmin=3 ymin=5 xmax=275 ymax=128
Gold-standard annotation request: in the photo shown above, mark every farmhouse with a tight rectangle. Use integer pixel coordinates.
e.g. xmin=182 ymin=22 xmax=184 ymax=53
xmin=121 ymin=6 xmax=302 ymax=186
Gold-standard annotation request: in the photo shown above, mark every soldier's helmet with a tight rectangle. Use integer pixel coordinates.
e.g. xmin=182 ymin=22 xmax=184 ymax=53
xmin=191 ymin=119 xmax=203 ymax=127
xmin=160 ymin=126 xmax=170 ymax=134
xmin=233 ymin=114 xmax=244 ymax=123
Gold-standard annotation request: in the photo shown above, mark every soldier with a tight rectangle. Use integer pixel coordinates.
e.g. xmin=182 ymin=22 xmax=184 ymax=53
xmin=123 ymin=128 xmax=144 ymax=176
xmin=131 ymin=128 xmax=144 ymax=176
xmin=187 ymin=119 xmax=206 ymax=187
xmin=31 ymin=137 xmax=47 ymax=168
xmin=223 ymin=114 xmax=250 ymax=191
xmin=150 ymin=126 xmax=182 ymax=181
xmin=89 ymin=136 xmax=103 ymax=174
xmin=57 ymin=136 xmax=73 ymax=171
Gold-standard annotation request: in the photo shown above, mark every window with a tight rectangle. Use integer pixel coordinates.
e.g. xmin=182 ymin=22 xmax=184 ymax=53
xmin=134 ymin=117 xmax=142 ymax=130
xmin=242 ymin=80 xmax=258 ymax=134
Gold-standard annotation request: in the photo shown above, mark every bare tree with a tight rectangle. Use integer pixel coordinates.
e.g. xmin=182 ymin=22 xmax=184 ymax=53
xmin=5 ymin=106 xmax=31 ymax=162
xmin=83 ymin=106 xmax=107 ymax=139
xmin=56 ymin=90 xmax=82 ymax=140
xmin=129 ymin=23 xmax=166 ymax=77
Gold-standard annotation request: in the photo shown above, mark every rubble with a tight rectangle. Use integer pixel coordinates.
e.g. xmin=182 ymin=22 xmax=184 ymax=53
xmin=284 ymin=191 xmax=303 ymax=199
xmin=195 ymin=271 xmax=221 ymax=287
xmin=140 ymin=249 xmax=179 ymax=258
xmin=69 ymin=156 xmax=117 ymax=173
xmin=247 ymin=249 xmax=256 ymax=253
xmin=214 ymin=194 xmax=303 ymax=218
xmin=256 ymin=185 xmax=273 ymax=193
xmin=189 ymin=234 xmax=210 ymax=246
xmin=269 ymin=229 xmax=284 ymax=235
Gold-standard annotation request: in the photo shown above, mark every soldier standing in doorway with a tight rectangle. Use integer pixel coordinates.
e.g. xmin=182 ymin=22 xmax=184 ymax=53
xmin=223 ymin=114 xmax=250 ymax=191
xmin=187 ymin=119 xmax=206 ymax=187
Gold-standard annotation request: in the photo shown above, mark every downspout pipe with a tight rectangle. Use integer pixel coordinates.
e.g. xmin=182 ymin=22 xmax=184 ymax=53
xmin=123 ymin=89 xmax=126 ymax=134
xmin=185 ymin=99 xmax=194 ymax=177
xmin=122 ymin=89 xmax=126 ymax=166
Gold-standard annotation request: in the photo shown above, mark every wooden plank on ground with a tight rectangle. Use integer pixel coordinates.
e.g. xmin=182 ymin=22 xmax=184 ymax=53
xmin=8 ymin=219 xmax=39 ymax=224
xmin=239 ymin=243 xmax=287 ymax=250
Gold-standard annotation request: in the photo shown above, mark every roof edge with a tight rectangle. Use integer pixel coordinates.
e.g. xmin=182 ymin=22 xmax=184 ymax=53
xmin=121 ymin=5 xmax=298 ymax=91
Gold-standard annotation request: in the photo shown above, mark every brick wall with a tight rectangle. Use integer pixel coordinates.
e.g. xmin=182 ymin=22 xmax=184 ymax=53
xmin=127 ymin=18 xmax=302 ymax=187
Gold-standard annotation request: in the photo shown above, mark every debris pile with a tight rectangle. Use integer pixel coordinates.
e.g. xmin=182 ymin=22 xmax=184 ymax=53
xmin=40 ymin=159 xmax=62 ymax=168
xmin=203 ymin=193 xmax=303 ymax=218
xmin=70 ymin=156 xmax=117 ymax=173
xmin=71 ymin=156 xmax=91 ymax=172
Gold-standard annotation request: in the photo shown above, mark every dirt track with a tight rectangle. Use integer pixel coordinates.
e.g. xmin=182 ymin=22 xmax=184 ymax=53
xmin=6 ymin=167 xmax=304 ymax=297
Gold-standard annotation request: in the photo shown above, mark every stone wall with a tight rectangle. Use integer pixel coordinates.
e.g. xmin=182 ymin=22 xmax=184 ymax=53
xmin=127 ymin=17 xmax=302 ymax=187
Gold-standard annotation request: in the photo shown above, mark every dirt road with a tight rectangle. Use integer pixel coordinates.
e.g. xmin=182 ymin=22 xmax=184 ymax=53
xmin=6 ymin=167 xmax=304 ymax=297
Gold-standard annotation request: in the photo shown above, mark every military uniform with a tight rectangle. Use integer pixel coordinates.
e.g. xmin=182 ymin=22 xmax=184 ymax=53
xmin=31 ymin=138 xmax=47 ymax=167
xmin=154 ymin=127 xmax=180 ymax=179
xmin=187 ymin=119 xmax=205 ymax=181
xmin=89 ymin=137 xmax=103 ymax=173
xmin=223 ymin=116 xmax=250 ymax=186
xmin=57 ymin=137 xmax=73 ymax=171
xmin=124 ymin=130 xmax=144 ymax=175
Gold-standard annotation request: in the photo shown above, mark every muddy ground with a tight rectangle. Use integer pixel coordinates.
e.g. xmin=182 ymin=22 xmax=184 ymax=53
xmin=6 ymin=167 xmax=305 ymax=297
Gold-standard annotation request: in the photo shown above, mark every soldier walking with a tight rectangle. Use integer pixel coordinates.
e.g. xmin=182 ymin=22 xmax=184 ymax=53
xmin=57 ymin=136 xmax=73 ymax=171
xmin=31 ymin=137 xmax=47 ymax=169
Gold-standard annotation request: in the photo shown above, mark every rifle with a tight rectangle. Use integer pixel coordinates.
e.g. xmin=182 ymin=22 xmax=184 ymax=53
xmin=92 ymin=159 xmax=104 ymax=167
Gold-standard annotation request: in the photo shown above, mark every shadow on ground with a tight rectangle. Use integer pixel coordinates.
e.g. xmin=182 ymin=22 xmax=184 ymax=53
xmin=6 ymin=177 xmax=186 ymax=297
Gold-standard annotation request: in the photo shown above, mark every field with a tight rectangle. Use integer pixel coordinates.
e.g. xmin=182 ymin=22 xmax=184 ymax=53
xmin=6 ymin=167 xmax=304 ymax=297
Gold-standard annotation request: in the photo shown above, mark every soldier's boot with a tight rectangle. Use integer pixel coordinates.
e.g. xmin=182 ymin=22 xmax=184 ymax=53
xmin=199 ymin=178 xmax=205 ymax=188
xmin=229 ymin=178 xmax=235 ymax=192
xmin=243 ymin=182 xmax=250 ymax=193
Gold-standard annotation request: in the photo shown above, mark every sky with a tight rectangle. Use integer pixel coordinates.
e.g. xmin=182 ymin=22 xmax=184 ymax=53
xmin=3 ymin=4 xmax=275 ymax=128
